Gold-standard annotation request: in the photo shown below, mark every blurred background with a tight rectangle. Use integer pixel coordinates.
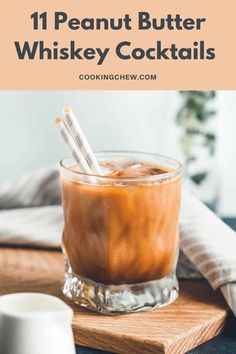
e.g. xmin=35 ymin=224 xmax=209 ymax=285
xmin=0 ymin=90 xmax=235 ymax=217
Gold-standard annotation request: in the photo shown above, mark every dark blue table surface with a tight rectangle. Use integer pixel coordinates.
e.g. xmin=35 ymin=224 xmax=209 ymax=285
xmin=75 ymin=218 xmax=236 ymax=354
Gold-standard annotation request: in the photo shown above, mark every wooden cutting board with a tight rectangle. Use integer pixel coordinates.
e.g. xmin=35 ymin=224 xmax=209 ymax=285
xmin=0 ymin=247 xmax=229 ymax=354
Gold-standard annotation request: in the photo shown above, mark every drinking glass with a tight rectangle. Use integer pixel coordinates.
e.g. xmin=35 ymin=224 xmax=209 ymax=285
xmin=60 ymin=151 xmax=182 ymax=314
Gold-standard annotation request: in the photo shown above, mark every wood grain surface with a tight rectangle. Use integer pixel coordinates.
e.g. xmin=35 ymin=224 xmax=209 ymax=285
xmin=0 ymin=247 xmax=229 ymax=354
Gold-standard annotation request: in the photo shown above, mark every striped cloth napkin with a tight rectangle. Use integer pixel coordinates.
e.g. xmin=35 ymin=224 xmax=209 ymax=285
xmin=180 ymin=189 xmax=236 ymax=316
xmin=0 ymin=166 xmax=62 ymax=247
xmin=0 ymin=167 xmax=235 ymax=316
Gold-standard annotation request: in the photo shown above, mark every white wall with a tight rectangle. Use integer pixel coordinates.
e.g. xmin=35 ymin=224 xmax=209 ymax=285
xmin=216 ymin=91 xmax=236 ymax=216
xmin=0 ymin=91 xmax=235 ymax=216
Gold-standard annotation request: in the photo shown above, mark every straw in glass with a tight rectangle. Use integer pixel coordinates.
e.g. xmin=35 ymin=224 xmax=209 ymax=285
xmin=63 ymin=106 xmax=102 ymax=175
xmin=55 ymin=117 xmax=93 ymax=175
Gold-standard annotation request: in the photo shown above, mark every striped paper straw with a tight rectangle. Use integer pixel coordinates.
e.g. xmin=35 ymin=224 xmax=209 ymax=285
xmin=55 ymin=117 xmax=92 ymax=175
xmin=63 ymin=106 xmax=103 ymax=175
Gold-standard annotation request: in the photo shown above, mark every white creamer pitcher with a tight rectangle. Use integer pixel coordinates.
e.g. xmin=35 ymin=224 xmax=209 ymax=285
xmin=0 ymin=293 xmax=76 ymax=354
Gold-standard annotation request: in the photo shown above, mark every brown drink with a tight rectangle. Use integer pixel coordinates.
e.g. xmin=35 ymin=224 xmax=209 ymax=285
xmin=60 ymin=152 xmax=182 ymax=314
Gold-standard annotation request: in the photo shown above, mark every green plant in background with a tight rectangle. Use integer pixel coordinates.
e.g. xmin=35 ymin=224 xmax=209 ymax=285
xmin=176 ymin=91 xmax=216 ymax=185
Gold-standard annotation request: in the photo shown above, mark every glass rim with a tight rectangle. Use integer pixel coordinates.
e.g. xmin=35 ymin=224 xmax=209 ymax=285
xmin=60 ymin=150 xmax=182 ymax=183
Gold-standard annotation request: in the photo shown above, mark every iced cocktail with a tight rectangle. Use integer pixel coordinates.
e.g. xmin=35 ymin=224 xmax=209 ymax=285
xmin=60 ymin=152 xmax=182 ymax=314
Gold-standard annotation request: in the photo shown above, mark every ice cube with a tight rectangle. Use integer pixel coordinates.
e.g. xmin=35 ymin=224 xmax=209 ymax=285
xmin=100 ymin=162 xmax=116 ymax=176
xmin=123 ymin=161 xmax=143 ymax=170
xmin=148 ymin=167 xmax=167 ymax=175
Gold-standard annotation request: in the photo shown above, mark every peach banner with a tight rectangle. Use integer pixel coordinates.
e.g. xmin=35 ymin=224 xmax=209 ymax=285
xmin=0 ymin=0 xmax=235 ymax=90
